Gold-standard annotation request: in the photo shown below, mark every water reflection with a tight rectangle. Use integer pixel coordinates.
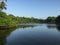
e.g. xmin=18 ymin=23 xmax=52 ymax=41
xmin=0 ymin=29 xmax=15 ymax=45
xmin=18 ymin=25 xmax=35 ymax=29
xmin=1 ymin=24 xmax=60 ymax=45
xmin=56 ymin=25 xmax=60 ymax=31
xmin=47 ymin=24 xmax=56 ymax=29
xmin=6 ymin=24 xmax=60 ymax=45
xmin=47 ymin=24 xmax=60 ymax=31
xmin=0 ymin=25 xmax=35 ymax=45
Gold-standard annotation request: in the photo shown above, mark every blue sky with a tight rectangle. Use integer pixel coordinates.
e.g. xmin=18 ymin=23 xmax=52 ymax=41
xmin=5 ymin=0 xmax=60 ymax=19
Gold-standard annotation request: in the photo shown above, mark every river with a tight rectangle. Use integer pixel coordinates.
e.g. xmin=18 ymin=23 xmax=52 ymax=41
xmin=0 ymin=24 xmax=60 ymax=45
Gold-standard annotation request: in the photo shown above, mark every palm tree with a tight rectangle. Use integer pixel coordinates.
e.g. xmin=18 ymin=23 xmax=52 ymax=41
xmin=0 ymin=0 xmax=7 ymax=11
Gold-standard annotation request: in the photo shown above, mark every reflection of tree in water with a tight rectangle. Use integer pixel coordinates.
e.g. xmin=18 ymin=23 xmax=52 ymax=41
xmin=0 ymin=25 xmax=35 ymax=45
xmin=56 ymin=24 xmax=60 ymax=31
xmin=47 ymin=24 xmax=56 ymax=29
xmin=0 ymin=28 xmax=16 ymax=45
xmin=47 ymin=24 xmax=60 ymax=32
xmin=47 ymin=26 xmax=56 ymax=29
xmin=18 ymin=25 xmax=35 ymax=29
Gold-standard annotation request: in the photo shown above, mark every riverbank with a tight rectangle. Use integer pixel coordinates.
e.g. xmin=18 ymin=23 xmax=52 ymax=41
xmin=0 ymin=24 xmax=35 ymax=29
xmin=0 ymin=26 xmax=18 ymax=29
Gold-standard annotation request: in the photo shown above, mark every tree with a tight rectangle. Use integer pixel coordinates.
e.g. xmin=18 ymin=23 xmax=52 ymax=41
xmin=0 ymin=0 xmax=7 ymax=11
xmin=55 ymin=15 xmax=60 ymax=24
xmin=0 ymin=11 xmax=7 ymax=18
xmin=46 ymin=16 xmax=56 ymax=23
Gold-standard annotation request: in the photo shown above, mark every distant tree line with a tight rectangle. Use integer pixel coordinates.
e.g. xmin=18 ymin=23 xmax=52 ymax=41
xmin=45 ymin=15 xmax=60 ymax=24
xmin=0 ymin=11 xmax=60 ymax=28
xmin=45 ymin=16 xmax=56 ymax=23
xmin=0 ymin=11 xmax=42 ymax=28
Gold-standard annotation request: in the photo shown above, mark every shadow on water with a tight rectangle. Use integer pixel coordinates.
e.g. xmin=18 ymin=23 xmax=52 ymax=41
xmin=18 ymin=25 xmax=35 ymax=29
xmin=56 ymin=24 xmax=60 ymax=31
xmin=0 ymin=25 xmax=36 ymax=45
xmin=0 ymin=29 xmax=15 ymax=45
xmin=47 ymin=24 xmax=60 ymax=31
xmin=47 ymin=24 xmax=56 ymax=29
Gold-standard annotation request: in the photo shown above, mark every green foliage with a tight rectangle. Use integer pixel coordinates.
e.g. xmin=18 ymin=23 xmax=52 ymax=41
xmin=0 ymin=0 xmax=7 ymax=11
xmin=0 ymin=11 xmax=60 ymax=28
xmin=0 ymin=11 xmax=7 ymax=18
xmin=55 ymin=15 xmax=60 ymax=24
xmin=0 ymin=11 xmax=18 ymax=27
xmin=0 ymin=11 xmax=44 ymax=28
xmin=46 ymin=16 xmax=56 ymax=23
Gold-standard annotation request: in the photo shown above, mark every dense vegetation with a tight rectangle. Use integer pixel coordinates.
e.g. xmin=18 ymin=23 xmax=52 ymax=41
xmin=0 ymin=11 xmax=42 ymax=28
xmin=55 ymin=15 xmax=60 ymax=25
xmin=45 ymin=16 xmax=56 ymax=23
xmin=0 ymin=11 xmax=60 ymax=28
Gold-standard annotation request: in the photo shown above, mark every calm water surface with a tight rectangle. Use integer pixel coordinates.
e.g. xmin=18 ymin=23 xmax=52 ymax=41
xmin=0 ymin=24 xmax=60 ymax=45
